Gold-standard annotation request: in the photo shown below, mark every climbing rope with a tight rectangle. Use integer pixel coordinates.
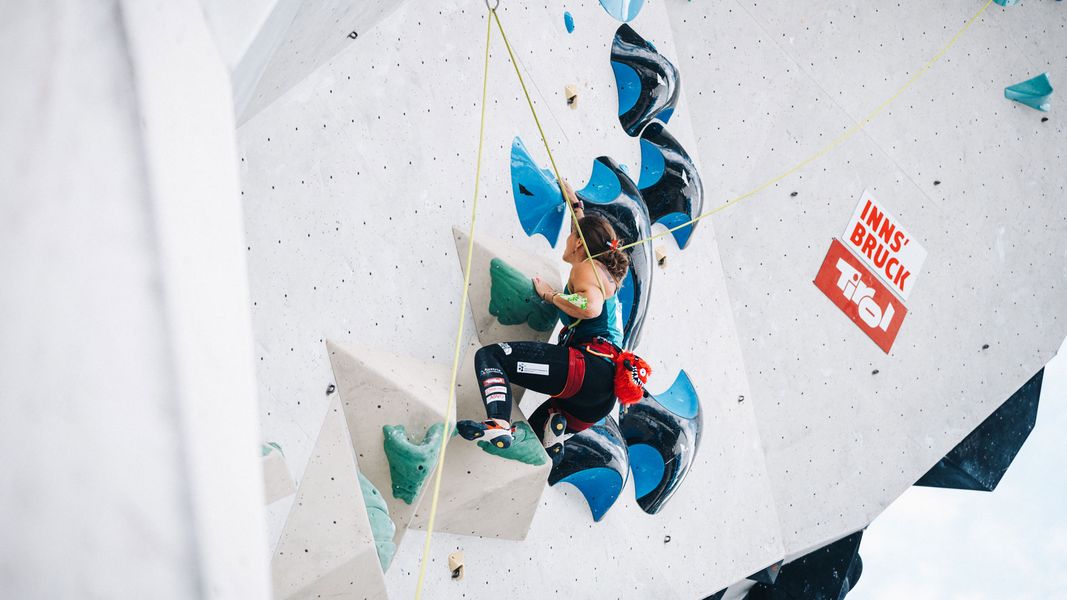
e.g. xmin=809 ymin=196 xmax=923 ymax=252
xmin=597 ymin=0 xmax=996 ymax=256
xmin=413 ymin=8 xmax=493 ymax=599
xmin=415 ymin=5 xmax=604 ymax=597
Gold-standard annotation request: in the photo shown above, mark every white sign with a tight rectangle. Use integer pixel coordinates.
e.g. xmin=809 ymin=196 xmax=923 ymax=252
xmin=842 ymin=190 xmax=927 ymax=300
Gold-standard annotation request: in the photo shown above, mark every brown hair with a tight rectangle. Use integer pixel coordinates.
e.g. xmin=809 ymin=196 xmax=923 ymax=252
xmin=576 ymin=214 xmax=630 ymax=282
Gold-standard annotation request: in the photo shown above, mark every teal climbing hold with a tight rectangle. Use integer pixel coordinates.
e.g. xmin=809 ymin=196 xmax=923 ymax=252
xmin=382 ymin=423 xmax=445 ymax=504
xmin=260 ymin=441 xmax=284 ymax=457
xmin=476 ymin=421 xmax=548 ymax=466
xmin=564 ymin=11 xmax=575 ymax=33
xmin=1005 ymin=73 xmax=1053 ymax=112
xmin=993 ymin=0 xmax=1020 ymax=6
xmin=358 ymin=471 xmax=397 ymax=571
xmin=488 ymin=257 xmax=559 ymax=332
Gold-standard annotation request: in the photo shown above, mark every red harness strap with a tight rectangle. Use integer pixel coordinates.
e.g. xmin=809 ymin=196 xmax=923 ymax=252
xmin=548 ymin=399 xmax=597 ymax=432
xmin=549 ymin=348 xmax=597 ymax=432
xmin=552 ymin=347 xmax=586 ymax=400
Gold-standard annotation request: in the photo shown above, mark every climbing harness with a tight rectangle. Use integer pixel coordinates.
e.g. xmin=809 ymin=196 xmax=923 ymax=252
xmin=578 ymin=337 xmax=651 ymax=406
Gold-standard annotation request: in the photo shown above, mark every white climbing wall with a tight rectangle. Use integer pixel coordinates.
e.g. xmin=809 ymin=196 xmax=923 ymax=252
xmin=3 ymin=0 xmax=1065 ymax=598
xmin=667 ymin=0 xmax=1067 ymax=561
xmin=238 ymin=0 xmax=1067 ymax=597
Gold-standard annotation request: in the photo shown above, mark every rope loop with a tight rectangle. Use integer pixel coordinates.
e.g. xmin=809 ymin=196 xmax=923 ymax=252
xmin=485 ymin=0 xmax=499 ymax=10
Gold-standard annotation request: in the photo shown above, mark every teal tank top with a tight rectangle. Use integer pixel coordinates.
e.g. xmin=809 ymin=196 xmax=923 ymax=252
xmin=559 ymin=280 xmax=624 ymax=347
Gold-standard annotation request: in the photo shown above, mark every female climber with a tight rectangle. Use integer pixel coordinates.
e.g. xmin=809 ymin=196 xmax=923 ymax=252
xmin=456 ymin=181 xmax=648 ymax=464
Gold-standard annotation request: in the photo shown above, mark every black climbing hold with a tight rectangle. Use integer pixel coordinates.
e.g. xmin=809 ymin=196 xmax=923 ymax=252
xmin=326 ymin=384 xmax=336 ymax=395
xmin=790 ymin=191 xmax=798 ymax=197
xmin=348 ymin=31 xmax=358 ymax=39
xmin=518 ymin=183 xmax=534 ymax=196
xmin=1041 ymin=117 xmax=1049 ymax=122
xmin=737 ymin=395 xmax=745 ymax=403
xmin=982 ymin=343 xmax=990 ymax=350
xmin=933 ymin=180 xmax=941 ymax=186
xmin=872 ymin=369 xmax=879 ymax=375
xmin=663 ymin=535 xmax=671 ymax=544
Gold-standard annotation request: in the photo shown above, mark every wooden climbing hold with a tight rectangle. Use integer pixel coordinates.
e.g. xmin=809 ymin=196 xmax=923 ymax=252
xmin=655 ymin=246 xmax=668 ymax=268
xmin=565 ymin=84 xmax=578 ymax=109
xmin=448 ymin=551 xmax=465 ymax=580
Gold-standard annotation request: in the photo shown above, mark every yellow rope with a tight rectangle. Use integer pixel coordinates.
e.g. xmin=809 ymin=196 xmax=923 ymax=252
xmin=602 ymin=0 xmax=996 ymax=255
xmin=413 ymin=9 xmax=493 ymax=599
xmin=492 ymin=9 xmax=606 ymax=296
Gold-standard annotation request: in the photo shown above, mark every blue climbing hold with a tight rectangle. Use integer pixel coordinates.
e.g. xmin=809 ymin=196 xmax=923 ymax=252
xmin=1005 ymin=72 xmax=1053 ymax=112
xmin=619 ymin=370 xmax=702 ymax=514
xmin=510 ymin=137 xmax=566 ymax=247
xmin=993 ymin=0 xmax=1020 ymax=6
xmin=627 ymin=444 xmax=664 ymax=499
xmin=564 ymin=11 xmax=575 ymax=33
xmin=548 ymin=416 xmax=629 ymax=521
xmin=611 ymin=24 xmax=680 ymax=136
xmin=611 ymin=62 xmax=642 ymax=117
xmin=599 ymin=0 xmax=646 ymax=22
xmin=637 ymin=122 xmax=703 ymax=249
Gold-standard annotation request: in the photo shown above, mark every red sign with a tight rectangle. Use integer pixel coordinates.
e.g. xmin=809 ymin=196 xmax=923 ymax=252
xmin=814 ymin=239 xmax=907 ymax=353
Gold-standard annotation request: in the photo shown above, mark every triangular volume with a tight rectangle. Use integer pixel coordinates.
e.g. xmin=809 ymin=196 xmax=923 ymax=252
xmin=271 ymin=398 xmax=386 ymax=600
xmin=410 ymin=342 xmax=551 ymax=540
xmin=325 ymin=340 xmax=455 ymax=549
xmin=915 ymin=369 xmax=1042 ymax=491
xmin=452 ymin=227 xmax=562 ymax=347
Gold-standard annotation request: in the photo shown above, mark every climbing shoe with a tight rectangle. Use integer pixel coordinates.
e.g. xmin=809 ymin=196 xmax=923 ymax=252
xmin=456 ymin=418 xmax=514 ymax=449
xmin=542 ymin=411 xmax=569 ymax=466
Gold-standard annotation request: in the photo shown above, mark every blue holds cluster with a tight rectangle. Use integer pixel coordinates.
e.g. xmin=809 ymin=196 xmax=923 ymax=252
xmin=507 ymin=19 xmax=705 ymax=521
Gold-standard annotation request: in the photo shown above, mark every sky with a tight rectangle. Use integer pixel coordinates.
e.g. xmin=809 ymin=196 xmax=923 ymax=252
xmin=855 ymin=335 xmax=1067 ymax=600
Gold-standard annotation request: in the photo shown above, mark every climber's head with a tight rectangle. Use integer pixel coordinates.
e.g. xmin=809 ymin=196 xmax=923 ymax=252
xmin=564 ymin=213 xmax=630 ymax=281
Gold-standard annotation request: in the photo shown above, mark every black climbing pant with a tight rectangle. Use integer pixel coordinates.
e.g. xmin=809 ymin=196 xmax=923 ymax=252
xmin=474 ymin=341 xmax=615 ymax=438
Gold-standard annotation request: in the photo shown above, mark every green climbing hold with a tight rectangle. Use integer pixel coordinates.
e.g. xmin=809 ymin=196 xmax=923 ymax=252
xmin=382 ymin=423 xmax=445 ymax=504
xmin=358 ymin=471 xmax=397 ymax=571
xmin=476 ymin=421 xmax=548 ymax=466
xmin=488 ymin=257 xmax=558 ymax=332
